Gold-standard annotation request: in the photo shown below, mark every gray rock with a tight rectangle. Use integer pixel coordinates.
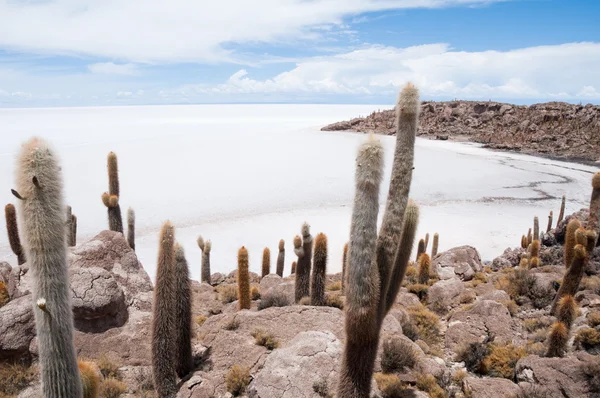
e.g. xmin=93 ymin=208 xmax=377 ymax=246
xmin=70 ymin=267 xmax=126 ymax=323
xmin=433 ymin=246 xmax=483 ymax=281
xmin=0 ymin=295 xmax=35 ymax=360
xmin=427 ymin=278 xmax=465 ymax=310
xmin=463 ymin=377 xmax=521 ymax=398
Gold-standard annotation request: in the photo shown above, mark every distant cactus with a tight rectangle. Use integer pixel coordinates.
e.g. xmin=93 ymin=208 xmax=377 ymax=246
xmin=417 ymin=253 xmax=431 ymax=285
xmin=431 ymin=233 xmax=439 ymax=258
xmin=547 ymin=211 xmax=553 ymax=233
xmin=551 ymin=244 xmax=586 ymax=315
xmin=546 ymin=322 xmax=568 ymax=358
xmin=291 ymin=261 xmax=297 ymax=275
xmin=415 ymin=238 xmax=425 ymax=262
xmin=151 ymin=221 xmax=177 ymax=397
xmin=14 ymin=137 xmax=82 ymax=397
xmin=342 ymin=242 xmax=349 ymax=294
xmin=519 ymin=256 xmax=529 ymax=268
xmin=556 ymin=295 xmax=577 ymax=328
xmin=4 ymin=203 xmax=26 ymax=265
xmin=65 ymin=205 xmax=74 ymax=247
xmin=127 ymin=207 xmax=135 ymax=250
xmin=276 ymin=239 xmax=285 ymax=277
xmin=173 ymin=244 xmax=193 ymax=378
xmin=527 ymin=228 xmax=533 ymax=246
xmin=78 ymin=360 xmax=101 ymax=398
xmin=311 ymin=233 xmax=328 ymax=306
xmin=424 ymin=233 xmax=429 ymax=251
xmin=197 ymin=236 xmax=212 ymax=285
xmin=557 ymin=195 xmax=566 ymax=226
xmin=533 ymin=216 xmax=539 ymax=241
xmin=530 ymin=240 xmax=540 ymax=258
xmin=529 ymin=257 xmax=541 ymax=268
xmin=294 ymin=225 xmax=313 ymax=303
xmin=338 ymin=83 xmax=419 ymax=398
xmin=101 ymin=152 xmax=123 ymax=233
xmin=587 ymin=173 xmax=600 ymax=236
xmin=262 ymin=247 xmax=271 ymax=277
xmin=565 ymin=219 xmax=582 ymax=268
xmin=238 ymin=247 xmax=251 ymax=310
xmin=521 ymin=235 xmax=528 ymax=249
xmin=71 ymin=214 xmax=77 ymax=247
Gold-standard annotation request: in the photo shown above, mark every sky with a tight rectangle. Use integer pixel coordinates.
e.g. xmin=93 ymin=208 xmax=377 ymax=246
xmin=0 ymin=0 xmax=599 ymax=107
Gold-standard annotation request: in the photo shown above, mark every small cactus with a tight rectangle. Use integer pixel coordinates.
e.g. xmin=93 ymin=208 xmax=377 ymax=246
xmin=533 ymin=216 xmax=539 ymax=241
xmin=415 ymin=238 xmax=425 ymax=262
xmin=291 ymin=261 xmax=297 ymax=275
xmin=546 ymin=322 xmax=568 ymax=358
xmin=71 ymin=214 xmax=77 ymax=247
xmin=4 ymin=203 xmax=26 ymax=265
xmin=529 ymin=257 xmax=541 ymax=268
xmin=238 ymin=247 xmax=251 ymax=310
xmin=294 ymin=225 xmax=313 ymax=303
xmin=547 ymin=211 xmax=553 ymax=233
xmin=557 ymin=195 xmax=566 ymax=226
xmin=101 ymin=152 xmax=123 ymax=233
xmin=173 ymin=244 xmax=193 ymax=378
xmin=527 ymin=228 xmax=533 ymax=246
xmin=521 ymin=235 xmax=528 ymax=249
xmin=424 ymin=233 xmax=429 ymax=252
xmin=431 ymin=233 xmax=439 ymax=258
xmin=551 ymin=244 xmax=586 ymax=314
xmin=78 ymin=359 xmax=101 ymax=398
xmin=519 ymin=256 xmax=529 ymax=268
xmin=276 ymin=239 xmax=285 ymax=277
xmin=556 ymin=295 xmax=577 ymax=329
xmin=565 ymin=219 xmax=582 ymax=268
xmin=262 ymin=247 xmax=271 ymax=277
xmin=65 ymin=205 xmax=74 ymax=247
xmin=198 ymin=237 xmax=212 ymax=285
xmin=417 ymin=253 xmax=431 ymax=285
xmin=311 ymin=233 xmax=328 ymax=306
xmin=127 ymin=207 xmax=135 ymax=251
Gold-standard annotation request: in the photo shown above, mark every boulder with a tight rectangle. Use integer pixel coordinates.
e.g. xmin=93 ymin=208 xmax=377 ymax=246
xmin=0 ymin=295 xmax=35 ymax=360
xmin=427 ymin=278 xmax=465 ymax=310
xmin=259 ymin=274 xmax=284 ymax=294
xmin=433 ymin=246 xmax=483 ymax=281
xmin=463 ymin=377 xmax=521 ymax=398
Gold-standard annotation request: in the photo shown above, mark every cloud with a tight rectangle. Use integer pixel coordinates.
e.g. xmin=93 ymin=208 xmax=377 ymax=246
xmin=88 ymin=62 xmax=139 ymax=75
xmin=0 ymin=0 xmax=507 ymax=63
xmin=191 ymin=42 xmax=600 ymax=100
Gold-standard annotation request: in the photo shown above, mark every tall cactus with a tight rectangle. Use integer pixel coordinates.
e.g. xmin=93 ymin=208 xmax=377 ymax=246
xmin=533 ymin=216 xmax=539 ymax=241
xmin=424 ymin=233 xmax=429 ymax=252
xmin=276 ymin=239 xmax=285 ymax=277
xmin=431 ymin=233 xmax=439 ymax=258
xmin=65 ymin=205 xmax=74 ymax=247
xmin=71 ymin=214 xmax=77 ymax=247
xmin=341 ymin=242 xmax=349 ymax=294
xmin=101 ymin=152 xmax=123 ymax=233
xmin=565 ymin=219 xmax=581 ymax=268
xmin=4 ymin=203 xmax=26 ymax=265
xmin=127 ymin=207 xmax=135 ymax=251
xmin=338 ymin=83 xmax=420 ymax=398
xmin=415 ymin=238 xmax=425 ymax=262
xmin=311 ymin=233 xmax=328 ymax=306
xmin=14 ymin=137 xmax=82 ymax=398
xmin=557 ymin=195 xmax=566 ymax=227
xmin=197 ymin=236 xmax=212 ymax=284
xmin=238 ymin=246 xmax=251 ymax=310
xmin=151 ymin=221 xmax=177 ymax=397
xmin=417 ymin=253 xmax=431 ymax=285
xmin=551 ymin=244 xmax=587 ymax=315
xmin=291 ymin=261 xmax=297 ymax=275
xmin=547 ymin=211 xmax=553 ymax=233
xmin=173 ymin=244 xmax=193 ymax=378
xmin=262 ymin=247 xmax=271 ymax=277
xmin=294 ymin=224 xmax=313 ymax=302
xmin=587 ymin=173 xmax=600 ymax=243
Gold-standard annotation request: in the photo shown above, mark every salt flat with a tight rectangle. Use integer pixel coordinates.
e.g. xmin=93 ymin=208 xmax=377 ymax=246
xmin=0 ymin=104 xmax=597 ymax=282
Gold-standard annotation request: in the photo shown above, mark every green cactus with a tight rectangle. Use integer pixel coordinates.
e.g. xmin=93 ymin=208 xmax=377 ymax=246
xmin=338 ymin=83 xmax=420 ymax=398
xmin=127 ymin=207 xmax=135 ymax=251
xmin=311 ymin=233 xmax=328 ymax=306
xmin=174 ymin=243 xmax=193 ymax=378
xmin=431 ymin=233 xmax=439 ymax=258
xmin=262 ymin=247 xmax=271 ymax=277
xmin=4 ymin=203 xmax=26 ymax=265
xmin=238 ymin=246 xmax=251 ymax=310
xmin=197 ymin=236 xmax=212 ymax=284
xmin=533 ymin=216 xmax=539 ymax=241
xmin=101 ymin=152 xmax=123 ymax=233
xmin=276 ymin=239 xmax=285 ymax=277
xmin=557 ymin=195 xmax=566 ymax=227
xmin=14 ymin=137 xmax=83 ymax=398
xmin=151 ymin=221 xmax=177 ymax=397
xmin=294 ymin=224 xmax=313 ymax=303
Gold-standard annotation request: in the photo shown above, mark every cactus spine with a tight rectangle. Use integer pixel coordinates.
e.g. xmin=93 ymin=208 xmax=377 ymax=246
xmin=338 ymin=83 xmax=419 ymax=398
xmin=557 ymin=195 xmax=566 ymax=226
xmin=238 ymin=246 xmax=251 ymax=310
xmin=151 ymin=221 xmax=177 ymax=397
xmin=533 ymin=216 xmax=539 ymax=241
xmin=547 ymin=211 xmax=553 ymax=233
xmin=101 ymin=152 xmax=123 ymax=233
xmin=311 ymin=233 xmax=328 ymax=306
xmin=4 ymin=203 xmax=26 ymax=265
xmin=294 ymin=224 xmax=313 ymax=302
xmin=261 ymin=247 xmax=271 ymax=277
xmin=14 ymin=137 xmax=82 ymax=398
xmin=174 ymin=244 xmax=193 ymax=378
xmin=564 ymin=219 xmax=581 ymax=268
xmin=276 ymin=239 xmax=285 ymax=277
xmin=127 ymin=207 xmax=135 ymax=251
xmin=342 ymin=242 xmax=349 ymax=294
xmin=431 ymin=232 xmax=439 ymax=258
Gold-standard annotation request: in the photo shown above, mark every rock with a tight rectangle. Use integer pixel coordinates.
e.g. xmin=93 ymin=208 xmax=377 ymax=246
xmin=463 ymin=377 xmax=521 ymax=398
xmin=491 ymin=256 xmax=512 ymax=271
xmin=211 ymin=272 xmax=226 ymax=285
xmin=480 ymin=289 xmax=511 ymax=302
xmin=18 ymin=384 xmax=42 ymax=398
xmin=492 ymin=247 xmax=524 ymax=269
xmin=248 ymin=331 xmax=341 ymax=398
xmin=264 ymin=281 xmax=296 ymax=304
xmin=0 ymin=262 xmax=18 ymax=298
xmin=259 ymin=274 xmax=284 ymax=294
xmin=433 ymin=246 xmax=483 ymax=281
xmin=541 ymin=232 xmax=557 ymax=247
xmin=515 ymin=352 xmax=597 ymax=398
xmin=427 ymin=278 xmax=465 ymax=310
xmin=0 ymin=295 xmax=35 ymax=360
xmin=555 ymin=209 xmax=588 ymax=243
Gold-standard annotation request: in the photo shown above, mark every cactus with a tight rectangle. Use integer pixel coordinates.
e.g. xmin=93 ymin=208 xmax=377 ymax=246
xmin=521 ymin=235 xmax=528 ymax=249
xmin=547 ymin=211 xmax=553 ymax=233
xmin=546 ymin=322 xmax=568 ymax=358
xmin=238 ymin=246 xmax=251 ymax=310
xmin=261 ymin=247 xmax=271 ymax=277
xmin=415 ymin=238 xmax=425 ymax=262
xmin=529 ymin=257 xmax=541 ymax=268
xmin=78 ymin=360 xmax=101 ymax=398
xmin=565 ymin=219 xmax=581 ymax=268
xmin=71 ymin=214 xmax=77 ymax=247
xmin=533 ymin=216 xmax=539 ymax=241
xmin=338 ymin=83 xmax=419 ymax=398
xmin=424 ymin=233 xmax=429 ymax=252
xmin=587 ymin=173 xmax=600 ymax=236
xmin=311 ymin=233 xmax=328 ymax=306
xmin=4 ymin=203 xmax=26 ymax=265
xmin=276 ymin=239 xmax=285 ymax=277
xmin=197 ymin=236 xmax=212 ymax=285
xmin=0 ymin=281 xmax=8 ymax=307
xmin=14 ymin=137 xmax=82 ymax=398
xmin=291 ymin=261 xmax=297 ymax=274
xmin=519 ymin=256 xmax=529 ymax=268
xmin=65 ymin=205 xmax=74 ymax=247
xmin=101 ymin=152 xmax=123 ymax=233
xmin=417 ymin=253 xmax=431 ymax=285
xmin=551 ymin=244 xmax=586 ymax=314
xmin=294 ymin=225 xmax=313 ymax=303
xmin=557 ymin=195 xmax=566 ymax=226
xmin=342 ymin=242 xmax=349 ymax=294
xmin=556 ymin=295 xmax=577 ymax=329
xmin=174 ymin=244 xmax=193 ymax=378
xmin=127 ymin=207 xmax=135 ymax=251
xmin=529 ymin=240 xmax=541 ymax=268
xmin=431 ymin=233 xmax=439 ymax=258
xmin=151 ymin=221 xmax=177 ymax=397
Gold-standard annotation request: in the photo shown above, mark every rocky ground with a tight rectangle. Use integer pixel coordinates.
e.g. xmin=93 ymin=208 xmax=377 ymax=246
xmin=1 ymin=210 xmax=600 ymax=398
xmin=321 ymin=101 xmax=600 ymax=164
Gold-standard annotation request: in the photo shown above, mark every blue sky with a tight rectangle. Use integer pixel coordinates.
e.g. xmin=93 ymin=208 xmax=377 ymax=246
xmin=0 ymin=0 xmax=598 ymax=107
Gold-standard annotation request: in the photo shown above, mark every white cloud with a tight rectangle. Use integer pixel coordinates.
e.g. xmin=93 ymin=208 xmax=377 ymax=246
xmin=88 ymin=62 xmax=139 ymax=75
xmin=0 ymin=0 xmax=507 ymax=63
xmin=191 ymin=42 xmax=600 ymax=100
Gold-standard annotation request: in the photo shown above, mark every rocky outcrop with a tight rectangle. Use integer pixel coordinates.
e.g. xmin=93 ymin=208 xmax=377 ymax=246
xmin=433 ymin=246 xmax=483 ymax=281
xmin=0 ymin=295 xmax=35 ymax=361
xmin=321 ymin=101 xmax=600 ymax=162
xmin=463 ymin=377 xmax=521 ymax=398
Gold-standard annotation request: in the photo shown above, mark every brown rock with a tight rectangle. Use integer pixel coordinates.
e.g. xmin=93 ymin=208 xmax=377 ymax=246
xmin=463 ymin=377 xmax=521 ymax=398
